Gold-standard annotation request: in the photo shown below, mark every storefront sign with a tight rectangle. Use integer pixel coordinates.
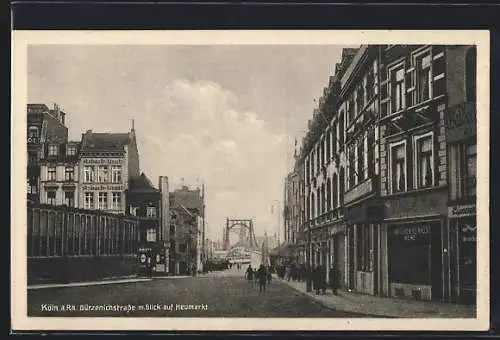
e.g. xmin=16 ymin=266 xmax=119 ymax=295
xmin=392 ymin=224 xmax=430 ymax=242
xmin=448 ymin=204 xmax=476 ymax=218
xmin=445 ymin=102 xmax=476 ymax=143
xmin=81 ymin=184 xmax=124 ymax=191
xmin=82 ymin=158 xmax=123 ymax=165
xmin=344 ymin=177 xmax=373 ymax=205
xmin=461 ymin=223 xmax=477 ymax=243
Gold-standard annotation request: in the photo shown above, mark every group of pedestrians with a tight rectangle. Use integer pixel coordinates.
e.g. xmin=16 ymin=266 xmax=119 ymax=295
xmin=245 ymin=264 xmax=272 ymax=292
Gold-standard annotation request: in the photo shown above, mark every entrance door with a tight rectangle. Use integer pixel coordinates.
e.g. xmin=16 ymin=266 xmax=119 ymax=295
xmin=430 ymin=221 xmax=443 ymax=301
xmin=335 ymin=234 xmax=346 ymax=289
xmin=348 ymin=227 xmax=355 ymax=290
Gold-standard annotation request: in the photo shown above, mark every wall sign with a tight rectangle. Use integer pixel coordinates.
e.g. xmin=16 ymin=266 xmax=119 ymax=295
xmin=448 ymin=204 xmax=476 ymax=218
xmin=81 ymin=184 xmax=124 ymax=191
xmin=82 ymin=158 xmax=123 ymax=165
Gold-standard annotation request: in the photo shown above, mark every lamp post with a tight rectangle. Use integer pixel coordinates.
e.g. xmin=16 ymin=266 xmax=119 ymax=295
xmin=271 ymin=200 xmax=280 ymax=248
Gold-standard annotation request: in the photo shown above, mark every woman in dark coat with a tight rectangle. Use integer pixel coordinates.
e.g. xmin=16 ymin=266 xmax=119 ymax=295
xmin=329 ymin=262 xmax=340 ymax=295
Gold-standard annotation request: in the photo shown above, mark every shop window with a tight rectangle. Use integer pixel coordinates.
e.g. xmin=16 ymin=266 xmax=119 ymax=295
xmin=390 ymin=141 xmax=407 ymax=193
xmin=98 ymin=192 xmax=108 ymax=210
xmin=413 ymin=133 xmax=434 ymax=189
xmin=390 ymin=66 xmax=405 ymax=113
xmin=356 ymin=224 xmax=373 ymax=272
xmin=84 ymin=192 xmax=94 ymax=209
xmin=47 ymin=166 xmax=57 ymax=181
xmin=466 ymin=143 xmax=477 ymax=198
xmin=466 ymin=47 xmax=477 ymax=102
xmin=64 ymin=166 xmax=74 ymax=181
xmin=46 ymin=190 xmax=56 ymax=205
xmin=64 ymin=191 xmax=74 ymax=207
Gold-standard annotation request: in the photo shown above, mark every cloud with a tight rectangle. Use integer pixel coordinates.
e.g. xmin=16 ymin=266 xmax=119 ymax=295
xmin=137 ymin=80 xmax=291 ymax=239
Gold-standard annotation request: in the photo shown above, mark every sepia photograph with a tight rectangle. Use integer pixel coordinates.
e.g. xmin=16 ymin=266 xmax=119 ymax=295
xmin=11 ymin=30 xmax=489 ymax=331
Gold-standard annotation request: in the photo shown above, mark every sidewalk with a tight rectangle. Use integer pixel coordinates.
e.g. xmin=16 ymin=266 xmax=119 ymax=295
xmin=280 ymin=278 xmax=476 ymax=318
xmin=27 ymin=275 xmax=152 ymax=290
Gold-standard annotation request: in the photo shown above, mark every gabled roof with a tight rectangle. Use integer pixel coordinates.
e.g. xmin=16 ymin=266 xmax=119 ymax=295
xmin=129 ymin=173 xmax=160 ymax=193
xmin=81 ymin=130 xmax=132 ymax=152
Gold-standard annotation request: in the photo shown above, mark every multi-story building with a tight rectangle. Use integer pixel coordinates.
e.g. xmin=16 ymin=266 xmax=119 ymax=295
xmin=38 ymin=141 xmax=81 ymax=207
xmin=293 ymin=44 xmax=476 ymax=304
xmin=445 ymin=45 xmax=477 ymax=305
xmin=78 ymin=123 xmax=140 ymax=214
xmin=27 ymin=103 xmax=69 ymax=203
xmin=169 ymin=185 xmax=204 ymax=275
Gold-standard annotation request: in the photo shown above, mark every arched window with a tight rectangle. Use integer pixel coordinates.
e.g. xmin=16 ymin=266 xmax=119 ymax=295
xmin=332 ymin=174 xmax=338 ymax=208
xmin=466 ymin=46 xmax=477 ymax=102
xmin=311 ymin=193 xmax=315 ymax=219
xmin=339 ymin=167 xmax=345 ymax=205
xmin=326 ymin=178 xmax=332 ymax=212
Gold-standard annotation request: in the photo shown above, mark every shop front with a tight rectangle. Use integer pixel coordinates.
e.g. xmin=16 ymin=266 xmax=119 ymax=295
xmin=382 ymin=187 xmax=448 ymax=301
xmin=449 ymin=203 xmax=476 ymax=305
xmin=329 ymin=222 xmax=346 ymax=290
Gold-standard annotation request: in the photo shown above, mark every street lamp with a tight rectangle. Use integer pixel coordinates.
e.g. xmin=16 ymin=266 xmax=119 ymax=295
xmin=271 ymin=200 xmax=280 ymax=248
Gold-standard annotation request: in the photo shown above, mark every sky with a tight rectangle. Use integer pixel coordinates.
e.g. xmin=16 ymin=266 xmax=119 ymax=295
xmin=28 ymin=44 xmax=353 ymax=243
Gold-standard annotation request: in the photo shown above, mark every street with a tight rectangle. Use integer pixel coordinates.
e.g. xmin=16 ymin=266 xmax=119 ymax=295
xmin=28 ymin=269 xmax=372 ymax=317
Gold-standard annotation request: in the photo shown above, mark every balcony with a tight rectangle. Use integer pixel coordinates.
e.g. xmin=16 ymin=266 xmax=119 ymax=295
xmin=344 ymin=176 xmax=378 ymax=206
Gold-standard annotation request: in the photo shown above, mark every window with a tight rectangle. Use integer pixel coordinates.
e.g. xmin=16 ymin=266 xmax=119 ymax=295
xmin=414 ymin=134 xmax=434 ymax=189
xmin=28 ymin=153 xmax=37 ymax=165
xmin=417 ymin=53 xmax=432 ymax=102
xmin=326 ymin=179 xmax=332 ymax=211
xmin=67 ymin=145 xmax=76 ymax=156
xmin=98 ymin=192 xmax=108 ymax=210
xmin=146 ymin=207 xmax=157 ymax=218
xmin=366 ymin=68 xmax=375 ymax=101
xmin=64 ymin=191 xmax=74 ymax=207
xmin=47 ymin=191 xmax=56 ymax=205
xmin=64 ymin=167 xmax=74 ymax=181
xmin=320 ymin=139 xmax=325 ymax=167
xmin=84 ymin=192 xmax=94 ymax=209
xmin=316 ymin=147 xmax=321 ymax=173
xmin=130 ymin=206 xmax=138 ymax=216
xmin=348 ymin=96 xmax=355 ymax=123
xmin=28 ymin=126 xmax=39 ymax=138
xmin=357 ymin=85 xmax=365 ymax=112
xmin=27 ymin=180 xmax=37 ymax=194
xmin=348 ymin=144 xmax=356 ymax=188
xmin=357 ymin=137 xmax=365 ymax=182
xmin=311 ymin=193 xmax=315 ymax=219
xmin=332 ymin=174 xmax=338 ymax=208
xmin=147 ymin=228 xmax=157 ymax=242
xmin=391 ymin=142 xmax=407 ymax=193
xmin=47 ymin=167 xmax=56 ymax=181
xmin=367 ymin=130 xmax=375 ymax=177
xmin=326 ymin=130 xmax=331 ymax=162
xmin=98 ymin=166 xmax=109 ymax=183
xmin=466 ymin=47 xmax=477 ymax=102
xmin=179 ymin=243 xmax=187 ymax=252
xmin=84 ymin=166 xmax=95 ymax=183
xmin=339 ymin=113 xmax=345 ymax=150
xmin=111 ymin=192 xmax=121 ymax=210
xmin=332 ymin=124 xmax=337 ymax=156
xmin=111 ymin=166 xmax=122 ymax=183
xmin=466 ymin=143 xmax=477 ymax=198
xmin=391 ymin=67 xmax=405 ymax=112
xmin=48 ymin=144 xmax=58 ymax=156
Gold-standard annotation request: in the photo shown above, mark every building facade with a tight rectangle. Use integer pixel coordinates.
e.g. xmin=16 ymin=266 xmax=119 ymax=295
xmin=38 ymin=141 xmax=81 ymax=208
xmin=293 ymin=44 xmax=477 ymax=305
xmin=27 ymin=103 xmax=69 ymax=204
xmin=445 ymin=45 xmax=477 ymax=305
xmin=78 ymin=125 xmax=140 ymax=214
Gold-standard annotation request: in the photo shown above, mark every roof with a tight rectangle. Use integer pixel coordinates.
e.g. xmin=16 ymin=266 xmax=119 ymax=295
xmin=81 ymin=130 xmax=132 ymax=152
xmin=129 ymin=173 xmax=160 ymax=193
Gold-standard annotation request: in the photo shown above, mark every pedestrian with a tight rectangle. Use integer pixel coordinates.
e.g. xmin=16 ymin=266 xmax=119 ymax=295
xmin=246 ymin=265 xmax=254 ymax=285
xmin=329 ymin=262 xmax=340 ymax=295
xmin=313 ymin=266 xmax=320 ymax=295
xmin=266 ymin=267 xmax=272 ymax=285
xmin=257 ymin=265 xmax=267 ymax=292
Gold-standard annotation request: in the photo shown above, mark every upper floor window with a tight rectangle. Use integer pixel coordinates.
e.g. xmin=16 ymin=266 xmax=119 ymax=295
xmin=84 ymin=166 xmax=95 ymax=183
xmin=111 ymin=166 xmax=122 ymax=183
xmin=111 ymin=192 xmax=122 ymax=210
xmin=414 ymin=133 xmax=434 ymax=189
xmin=84 ymin=192 xmax=94 ymax=209
xmin=466 ymin=143 xmax=477 ymax=198
xmin=46 ymin=191 xmax=56 ymax=205
xmin=348 ymin=96 xmax=355 ymax=124
xmin=130 ymin=206 xmax=138 ymax=216
xmin=356 ymin=85 xmax=365 ymax=112
xmin=357 ymin=137 xmax=365 ymax=182
xmin=147 ymin=228 xmax=157 ymax=242
xmin=67 ymin=145 xmax=77 ymax=156
xmin=326 ymin=132 xmax=331 ymax=163
xmin=348 ymin=144 xmax=356 ymax=189
xmin=391 ymin=66 xmax=405 ymax=112
xmin=316 ymin=147 xmax=321 ymax=173
xmin=64 ymin=191 xmax=75 ymax=207
xmin=417 ymin=53 xmax=432 ymax=103
xmin=48 ymin=144 xmax=58 ymax=157
xmin=390 ymin=141 xmax=407 ymax=193
xmin=47 ymin=166 xmax=57 ymax=181
xmin=28 ymin=153 xmax=37 ymax=166
xmin=339 ymin=113 xmax=345 ymax=149
xmin=466 ymin=47 xmax=477 ymax=102
xmin=98 ymin=166 xmax=109 ymax=183
xmin=64 ymin=166 xmax=74 ymax=181
xmin=28 ymin=126 xmax=39 ymax=138
xmin=366 ymin=68 xmax=375 ymax=101
xmin=98 ymin=192 xmax=108 ymax=210
xmin=147 ymin=206 xmax=157 ymax=218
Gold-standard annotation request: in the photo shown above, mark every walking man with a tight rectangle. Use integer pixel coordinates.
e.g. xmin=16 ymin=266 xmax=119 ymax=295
xmin=257 ymin=265 xmax=267 ymax=292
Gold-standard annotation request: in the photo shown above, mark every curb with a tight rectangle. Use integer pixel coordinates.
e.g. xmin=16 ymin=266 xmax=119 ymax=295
xmin=27 ymin=278 xmax=152 ymax=290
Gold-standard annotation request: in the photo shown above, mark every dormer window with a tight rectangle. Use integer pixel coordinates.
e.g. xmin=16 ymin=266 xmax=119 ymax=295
xmin=48 ymin=144 xmax=58 ymax=157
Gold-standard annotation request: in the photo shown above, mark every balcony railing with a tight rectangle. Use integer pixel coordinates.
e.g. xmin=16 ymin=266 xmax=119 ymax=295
xmin=344 ymin=175 xmax=377 ymax=205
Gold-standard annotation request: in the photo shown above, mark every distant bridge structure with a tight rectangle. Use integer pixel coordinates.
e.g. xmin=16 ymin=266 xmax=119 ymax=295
xmin=223 ymin=218 xmax=259 ymax=251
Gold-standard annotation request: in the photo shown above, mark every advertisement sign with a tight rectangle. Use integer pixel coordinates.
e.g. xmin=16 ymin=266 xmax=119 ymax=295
xmin=448 ymin=204 xmax=476 ymax=218
xmin=82 ymin=158 xmax=123 ymax=165
xmin=81 ymin=184 xmax=124 ymax=191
